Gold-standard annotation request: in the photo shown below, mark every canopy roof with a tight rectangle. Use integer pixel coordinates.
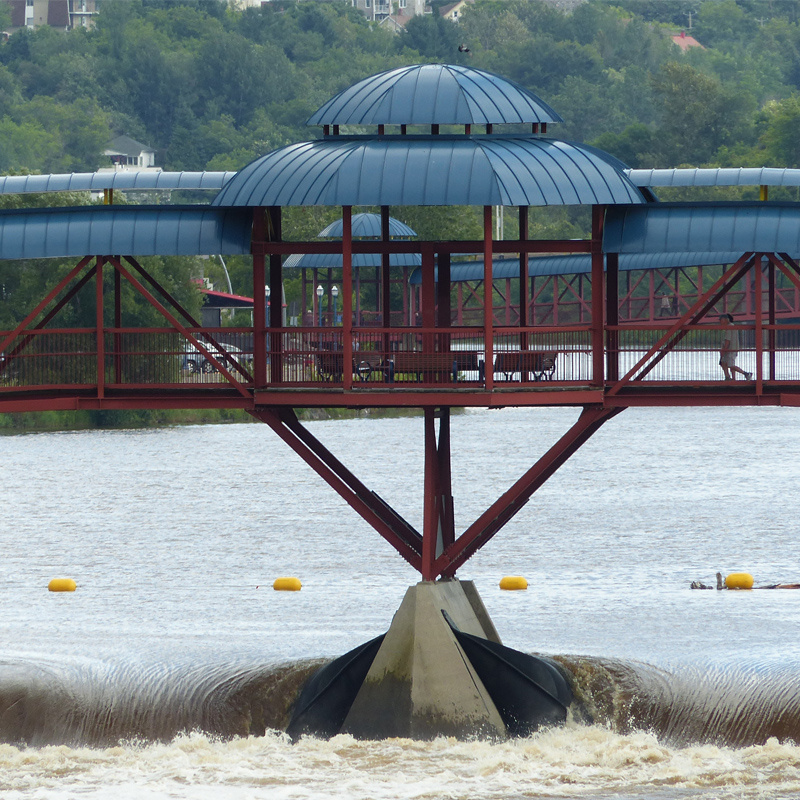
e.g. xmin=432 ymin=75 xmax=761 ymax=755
xmin=604 ymin=202 xmax=800 ymax=255
xmin=408 ymin=251 xmax=750 ymax=284
xmin=318 ymin=212 xmax=416 ymax=239
xmin=211 ymin=136 xmax=644 ymax=208
xmin=307 ymin=64 xmax=563 ymax=127
xmin=0 ymin=206 xmax=252 ymax=260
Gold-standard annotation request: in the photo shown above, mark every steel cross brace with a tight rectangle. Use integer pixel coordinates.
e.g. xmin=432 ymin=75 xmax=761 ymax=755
xmin=607 ymin=253 xmax=756 ymax=396
xmin=431 ymin=405 xmax=623 ymax=578
xmin=249 ymin=407 xmax=423 ymax=571
xmin=251 ymin=405 xmax=622 ymax=581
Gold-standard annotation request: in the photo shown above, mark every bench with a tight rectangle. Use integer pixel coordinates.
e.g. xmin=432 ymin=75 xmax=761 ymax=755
xmin=388 ymin=351 xmax=459 ymax=382
xmin=494 ymin=350 xmax=557 ymax=381
xmin=315 ymin=350 xmax=385 ymax=382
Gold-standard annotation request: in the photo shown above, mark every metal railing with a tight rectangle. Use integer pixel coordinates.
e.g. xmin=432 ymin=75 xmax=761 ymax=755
xmin=4 ymin=323 xmax=800 ymax=393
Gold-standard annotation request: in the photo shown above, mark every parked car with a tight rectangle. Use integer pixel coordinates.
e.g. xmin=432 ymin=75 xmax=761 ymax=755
xmin=182 ymin=341 xmax=252 ymax=374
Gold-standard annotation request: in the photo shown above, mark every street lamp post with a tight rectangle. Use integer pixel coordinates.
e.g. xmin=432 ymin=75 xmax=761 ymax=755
xmin=332 ymin=285 xmax=339 ymax=325
xmin=316 ymin=284 xmax=324 ymax=327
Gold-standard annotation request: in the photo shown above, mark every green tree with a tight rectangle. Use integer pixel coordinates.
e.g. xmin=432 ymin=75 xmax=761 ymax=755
xmin=650 ymin=61 xmax=754 ymax=165
xmin=760 ymin=94 xmax=800 ymax=166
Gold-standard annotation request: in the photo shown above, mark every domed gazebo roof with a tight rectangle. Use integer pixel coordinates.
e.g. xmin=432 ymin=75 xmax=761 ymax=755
xmin=212 ymin=137 xmax=643 ymax=207
xmin=283 ymin=212 xmax=421 ymax=269
xmin=212 ymin=64 xmax=645 ymax=209
xmin=306 ymin=64 xmax=563 ymax=127
xmin=318 ymin=212 xmax=416 ymax=239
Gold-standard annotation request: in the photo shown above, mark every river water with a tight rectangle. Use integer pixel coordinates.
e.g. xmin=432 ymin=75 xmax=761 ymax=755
xmin=2 ymin=406 xmax=800 ymax=799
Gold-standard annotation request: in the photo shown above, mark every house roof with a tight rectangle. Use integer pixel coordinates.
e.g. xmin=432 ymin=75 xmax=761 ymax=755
xmin=671 ymin=31 xmax=704 ymax=51
xmin=104 ymin=135 xmax=156 ymax=157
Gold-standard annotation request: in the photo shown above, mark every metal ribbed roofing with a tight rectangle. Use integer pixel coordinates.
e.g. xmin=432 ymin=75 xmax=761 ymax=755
xmin=283 ymin=252 xmax=422 ymax=269
xmin=603 ymin=202 xmax=800 ymax=255
xmin=0 ymin=171 xmax=236 ymax=194
xmin=409 ymin=252 xmax=750 ymax=284
xmin=319 ymin=212 xmax=416 ymax=238
xmin=211 ymin=136 xmax=644 ymax=208
xmin=306 ymin=64 xmax=563 ymax=127
xmin=626 ymin=168 xmax=800 ymax=188
xmin=0 ymin=206 xmax=252 ymax=260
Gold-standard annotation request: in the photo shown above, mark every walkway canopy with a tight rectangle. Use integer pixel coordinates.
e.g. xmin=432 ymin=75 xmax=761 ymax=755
xmin=0 ymin=206 xmax=252 ymax=259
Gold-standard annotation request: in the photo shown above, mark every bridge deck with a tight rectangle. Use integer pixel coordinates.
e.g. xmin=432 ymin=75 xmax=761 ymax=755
xmin=3 ymin=322 xmax=800 ymax=411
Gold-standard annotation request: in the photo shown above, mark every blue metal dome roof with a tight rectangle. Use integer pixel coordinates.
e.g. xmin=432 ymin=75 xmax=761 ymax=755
xmin=211 ymin=136 xmax=644 ymax=208
xmin=319 ymin=212 xmax=416 ymax=238
xmin=306 ymin=64 xmax=563 ymax=127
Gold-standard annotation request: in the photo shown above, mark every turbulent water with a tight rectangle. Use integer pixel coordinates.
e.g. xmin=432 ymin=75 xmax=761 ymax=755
xmin=3 ymin=407 xmax=800 ymax=798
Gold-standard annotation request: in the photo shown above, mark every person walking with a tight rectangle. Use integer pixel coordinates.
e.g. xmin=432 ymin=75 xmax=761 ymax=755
xmin=719 ymin=313 xmax=752 ymax=381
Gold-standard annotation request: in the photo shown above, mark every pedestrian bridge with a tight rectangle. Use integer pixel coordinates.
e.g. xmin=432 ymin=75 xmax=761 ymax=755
xmin=4 ymin=63 xmax=800 ymax=581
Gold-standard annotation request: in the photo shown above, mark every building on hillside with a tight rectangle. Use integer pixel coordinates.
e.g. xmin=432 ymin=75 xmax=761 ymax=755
xmin=103 ymin=136 xmax=158 ymax=171
xmin=351 ymin=0 xmax=426 ymax=25
xmin=671 ymin=30 xmax=704 ymax=51
xmin=439 ymin=0 xmax=470 ymax=22
xmin=3 ymin=0 xmax=97 ymax=32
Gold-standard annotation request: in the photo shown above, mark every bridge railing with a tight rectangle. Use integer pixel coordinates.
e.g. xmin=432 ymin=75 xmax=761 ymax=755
xmin=4 ymin=323 xmax=800 ymax=393
xmin=607 ymin=324 xmax=800 ymax=383
xmin=0 ymin=328 xmax=255 ymax=390
xmin=264 ymin=326 xmax=594 ymax=386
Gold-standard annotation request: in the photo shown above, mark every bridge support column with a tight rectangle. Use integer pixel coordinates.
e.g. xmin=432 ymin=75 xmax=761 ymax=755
xmin=342 ymin=579 xmax=506 ymax=740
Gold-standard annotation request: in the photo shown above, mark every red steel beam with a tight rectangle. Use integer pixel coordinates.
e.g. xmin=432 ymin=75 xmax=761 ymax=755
xmin=253 ymin=239 xmax=593 ymax=256
xmin=432 ymin=405 xmax=623 ymax=578
xmin=250 ymin=407 xmax=422 ymax=571
xmin=112 ymin=260 xmax=253 ymax=399
xmin=0 ymin=256 xmax=93 ymax=357
xmin=607 ymin=254 xmax=755 ymax=396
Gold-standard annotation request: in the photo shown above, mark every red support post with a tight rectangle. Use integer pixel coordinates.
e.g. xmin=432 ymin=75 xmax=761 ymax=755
xmin=519 ymin=206 xmax=529 ymax=351
xmin=253 ymin=209 xmax=267 ymax=388
xmin=755 ymin=255 xmax=763 ymax=394
xmin=591 ymin=206 xmax=605 ymax=387
xmin=342 ymin=205 xmax=353 ymax=390
xmin=422 ymin=407 xmax=439 ymax=580
xmin=606 ymin=252 xmax=619 ymax=383
xmin=96 ymin=257 xmax=105 ymax=400
xmin=268 ymin=207 xmax=283 ymax=386
xmin=483 ymin=206 xmax=494 ymax=391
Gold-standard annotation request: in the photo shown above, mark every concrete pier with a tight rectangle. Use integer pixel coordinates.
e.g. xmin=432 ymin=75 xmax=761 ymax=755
xmin=342 ymin=580 xmax=508 ymax=740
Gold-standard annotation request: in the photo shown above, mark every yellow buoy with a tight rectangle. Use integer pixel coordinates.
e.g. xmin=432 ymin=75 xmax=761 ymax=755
xmin=48 ymin=578 xmax=76 ymax=592
xmin=499 ymin=576 xmax=528 ymax=591
xmin=273 ymin=577 xmax=302 ymax=591
xmin=725 ymin=572 xmax=754 ymax=590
